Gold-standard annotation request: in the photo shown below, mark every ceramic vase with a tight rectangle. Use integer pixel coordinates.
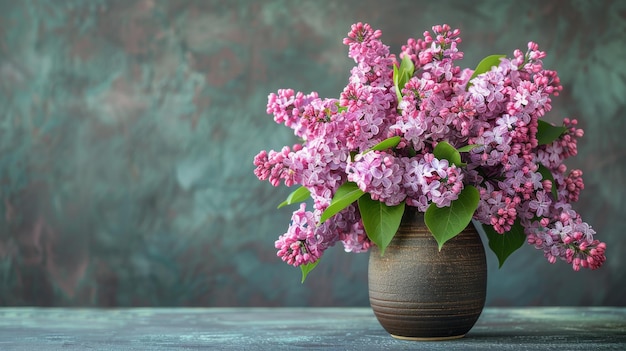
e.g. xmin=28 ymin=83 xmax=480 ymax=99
xmin=368 ymin=207 xmax=487 ymax=340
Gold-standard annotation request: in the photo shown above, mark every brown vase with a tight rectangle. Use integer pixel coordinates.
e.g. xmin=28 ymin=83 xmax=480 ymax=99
xmin=368 ymin=207 xmax=487 ymax=340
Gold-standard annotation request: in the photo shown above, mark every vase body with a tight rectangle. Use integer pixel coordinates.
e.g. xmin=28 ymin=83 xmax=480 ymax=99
xmin=368 ymin=208 xmax=487 ymax=340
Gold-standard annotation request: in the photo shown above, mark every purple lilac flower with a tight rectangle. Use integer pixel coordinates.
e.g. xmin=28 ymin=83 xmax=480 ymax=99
xmin=267 ymin=89 xmax=319 ymax=138
xmin=422 ymin=154 xmax=465 ymax=208
xmin=526 ymin=203 xmax=605 ymax=270
xmin=335 ymin=204 xmax=372 ymax=253
xmin=275 ymin=203 xmax=338 ymax=266
xmin=400 ymin=154 xmax=464 ymax=210
xmin=528 ymin=190 xmax=551 ymax=217
xmin=474 ymin=182 xmax=519 ymax=234
xmin=342 ymin=22 xmax=393 ymax=88
xmin=347 ymin=151 xmax=406 ymax=206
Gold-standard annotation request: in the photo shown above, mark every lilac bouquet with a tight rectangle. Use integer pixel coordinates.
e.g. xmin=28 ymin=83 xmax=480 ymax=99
xmin=254 ymin=23 xmax=606 ymax=281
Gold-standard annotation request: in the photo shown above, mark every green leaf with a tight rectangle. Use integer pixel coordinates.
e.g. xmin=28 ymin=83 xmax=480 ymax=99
xmin=536 ymin=120 xmax=567 ymax=145
xmin=457 ymin=144 xmax=480 ymax=153
xmin=394 ymin=54 xmax=415 ymax=105
xmin=433 ymin=141 xmax=463 ymax=167
xmin=393 ymin=64 xmax=402 ymax=103
xmin=393 ymin=62 xmax=399 ymax=86
xmin=335 ymin=102 xmax=348 ymax=113
xmin=357 ymin=195 xmax=405 ymax=256
xmin=367 ymin=136 xmax=401 ymax=152
xmin=467 ymin=54 xmax=506 ymax=89
xmin=349 ymin=151 xmax=358 ymax=162
xmin=300 ymin=260 xmax=320 ymax=283
xmin=483 ymin=221 xmax=526 ymax=268
xmin=425 ymin=185 xmax=480 ymax=250
xmin=537 ymin=164 xmax=558 ymax=200
xmin=319 ymin=182 xmax=365 ymax=224
xmin=399 ymin=54 xmax=415 ymax=87
xmin=277 ymin=186 xmax=311 ymax=209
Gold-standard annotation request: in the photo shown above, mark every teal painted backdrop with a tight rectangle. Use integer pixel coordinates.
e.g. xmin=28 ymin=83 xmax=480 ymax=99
xmin=0 ymin=0 xmax=624 ymax=306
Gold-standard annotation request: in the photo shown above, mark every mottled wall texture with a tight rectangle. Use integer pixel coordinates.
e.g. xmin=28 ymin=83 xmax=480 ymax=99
xmin=0 ymin=0 xmax=624 ymax=307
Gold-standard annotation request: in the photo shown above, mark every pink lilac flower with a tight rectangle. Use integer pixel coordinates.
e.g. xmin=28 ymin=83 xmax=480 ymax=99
xmin=400 ymin=154 xmax=464 ymax=210
xmin=526 ymin=203 xmax=605 ymax=270
xmin=343 ymin=22 xmax=393 ymax=88
xmin=340 ymin=86 xmax=396 ymax=151
xmin=253 ymin=145 xmax=300 ymax=187
xmin=420 ymin=154 xmax=465 ymax=208
xmin=474 ymin=183 xmax=519 ymax=234
xmin=347 ymin=151 xmax=406 ymax=206
xmin=275 ymin=204 xmax=338 ymax=266
xmin=469 ymin=68 xmax=508 ymax=118
xmin=528 ymin=190 xmax=551 ymax=217
xmin=340 ymin=220 xmax=372 ymax=253
xmin=400 ymin=24 xmax=463 ymax=69
xmin=445 ymin=94 xmax=479 ymax=137
xmin=562 ymin=169 xmax=584 ymax=203
xmin=267 ymin=89 xmax=319 ymax=138
xmin=392 ymin=78 xmax=429 ymax=151
xmin=335 ymin=204 xmax=372 ymax=253
xmin=401 ymin=155 xmax=430 ymax=211
xmin=275 ymin=203 xmax=326 ymax=266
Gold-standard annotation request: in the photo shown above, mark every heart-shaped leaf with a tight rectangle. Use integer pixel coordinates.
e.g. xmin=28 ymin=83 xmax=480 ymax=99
xmin=483 ymin=221 xmax=526 ymax=268
xmin=277 ymin=186 xmax=311 ymax=209
xmin=300 ymin=259 xmax=320 ymax=283
xmin=357 ymin=195 xmax=405 ymax=256
xmin=425 ymin=185 xmax=480 ymax=250
xmin=537 ymin=120 xmax=567 ymax=145
xmin=320 ymin=182 xmax=364 ymax=224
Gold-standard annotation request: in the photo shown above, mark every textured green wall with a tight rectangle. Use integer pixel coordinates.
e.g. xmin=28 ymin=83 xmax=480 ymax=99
xmin=0 ymin=0 xmax=624 ymax=307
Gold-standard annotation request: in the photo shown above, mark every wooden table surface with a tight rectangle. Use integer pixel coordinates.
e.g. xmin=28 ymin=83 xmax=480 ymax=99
xmin=0 ymin=307 xmax=624 ymax=350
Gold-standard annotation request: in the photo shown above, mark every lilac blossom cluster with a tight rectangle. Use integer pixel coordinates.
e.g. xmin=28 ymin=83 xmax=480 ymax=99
xmin=253 ymin=23 xmax=606 ymax=271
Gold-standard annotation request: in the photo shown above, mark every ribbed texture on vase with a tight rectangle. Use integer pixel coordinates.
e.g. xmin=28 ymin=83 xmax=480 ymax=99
xmin=368 ymin=208 xmax=487 ymax=339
